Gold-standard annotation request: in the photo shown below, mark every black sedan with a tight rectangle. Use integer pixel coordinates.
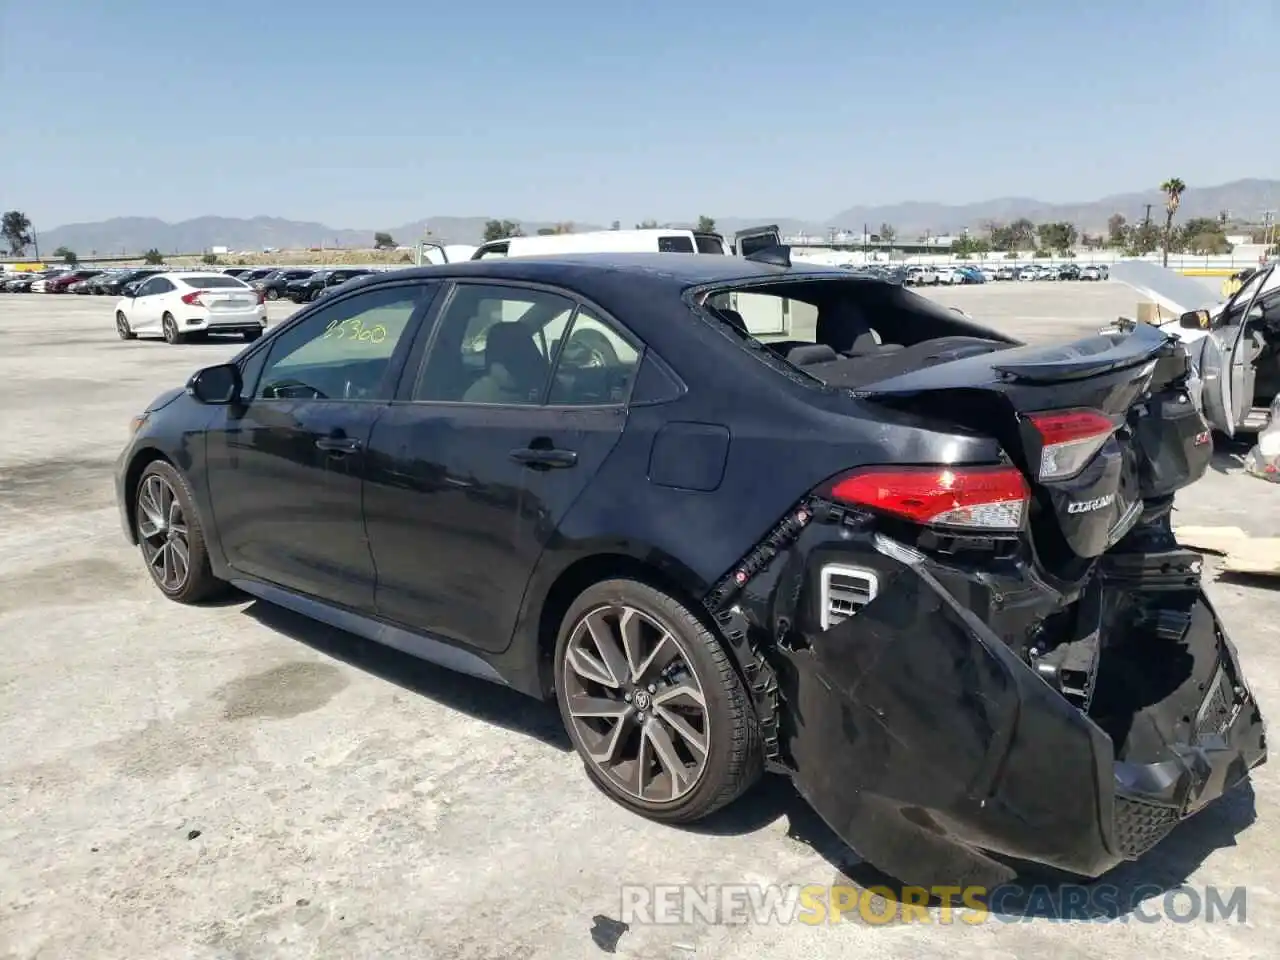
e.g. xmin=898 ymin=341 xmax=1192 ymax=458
xmin=253 ymin=268 xmax=314 ymax=300
xmin=114 ymin=251 xmax=1265 ymax=887
xmin=285 ymin=267 xmax=375 ymax=302
xmin=96 ymin=268 xmax=161 ymax=296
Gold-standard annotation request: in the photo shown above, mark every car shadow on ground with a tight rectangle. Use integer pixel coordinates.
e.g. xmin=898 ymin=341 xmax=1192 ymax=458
xmin=679 ymin=767 xmax=1259 ymax=921
xmin=238 ymin=598 xmax=573 ymax=751
xmin=235 ymin=594 xmax=1260 ymax=921
xmin=1209 ymin=436 xmax=1252 ymax=475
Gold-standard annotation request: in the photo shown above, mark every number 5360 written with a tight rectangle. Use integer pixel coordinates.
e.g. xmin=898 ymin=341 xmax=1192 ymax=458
xmin=323 ymin=318 xmax=387 ymax=343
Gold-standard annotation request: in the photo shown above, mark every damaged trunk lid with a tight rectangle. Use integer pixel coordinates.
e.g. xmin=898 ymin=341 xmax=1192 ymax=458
xmin=850 ymin=321 xmax=1213 ymax=566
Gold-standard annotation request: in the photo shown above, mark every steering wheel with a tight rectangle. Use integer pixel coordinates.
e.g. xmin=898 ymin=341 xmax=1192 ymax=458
xmin=563 ymin=328 xmax=618 ymax=368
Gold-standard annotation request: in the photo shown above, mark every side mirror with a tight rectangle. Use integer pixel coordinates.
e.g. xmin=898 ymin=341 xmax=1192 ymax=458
xmin=1179 ymin=309 xmax=1211 ymax=330
xmin=188 ymin=363 xmax=242 ymax=404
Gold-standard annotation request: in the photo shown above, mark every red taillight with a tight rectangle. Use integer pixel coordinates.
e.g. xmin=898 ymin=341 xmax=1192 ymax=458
xmin=181 ymin=291 xmax=205 ymax=307
xmin=257 ymin=290 xmax=266 ymax=305
xmin=1026 ymin=409 xmax=1116 ymax=481
xmin=826 ymin=465 xmax=1029 ymax=531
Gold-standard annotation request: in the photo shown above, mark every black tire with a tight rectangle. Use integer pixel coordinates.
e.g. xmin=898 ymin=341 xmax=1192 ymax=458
xmin=266 ymin=288 xmax=279 ymax=301
xmin=133 ymin=460 xmax=227 ymax=604
xmin=242 ymin=327 xmax=263 ymax=342
xmin=162 ymin=312 xmax=183 ymax=344
xmin=310 ymin=289 xmax=322 ymax=302
xmin=554 ymin=578 xmax=762 ymax=824
xmin=116 ymin=311 xmax=136 ymax=340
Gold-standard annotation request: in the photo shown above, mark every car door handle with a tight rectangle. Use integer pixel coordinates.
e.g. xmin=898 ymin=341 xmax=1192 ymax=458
xmin=316 ymin=437 xmax=362 ymax=454
xmin=509 ymin=447 xmax=578 ymax=468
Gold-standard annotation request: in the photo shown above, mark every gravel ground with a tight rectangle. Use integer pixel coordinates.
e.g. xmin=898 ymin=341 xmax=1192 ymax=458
xmin=0 ymin=282 xmax=1276 ymax=960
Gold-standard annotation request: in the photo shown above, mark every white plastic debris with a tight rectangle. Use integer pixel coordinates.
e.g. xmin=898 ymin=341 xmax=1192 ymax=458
xmin=1243 ymin=395 xmax=1280 ymax=483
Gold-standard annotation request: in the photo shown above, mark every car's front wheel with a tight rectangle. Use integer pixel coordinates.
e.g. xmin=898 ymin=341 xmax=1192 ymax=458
xmin=134 ymin=460 xmax=225 ymax=604
xmin=266 ymin=288 xmax=279 ymax=301
xmin=554 ymin=578 xmax=762 ymax=823
xmin=116 ymin=311 xmax=136 ymax=340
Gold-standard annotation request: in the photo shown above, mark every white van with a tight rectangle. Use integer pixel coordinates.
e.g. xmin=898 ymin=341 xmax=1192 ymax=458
xmin=469 ymin=225 xmax=782 ymax=260
xmin=464 ymin=225 xmax=796 ymax=335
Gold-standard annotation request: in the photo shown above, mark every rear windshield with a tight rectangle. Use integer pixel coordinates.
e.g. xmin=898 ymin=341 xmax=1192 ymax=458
xmin=657 ymin=235 xmax=695 ymax=253
xmin=696 ymin=276 xmax=1013 ymax=390
xmin=184 ymin=275 xmax=248 ymax=289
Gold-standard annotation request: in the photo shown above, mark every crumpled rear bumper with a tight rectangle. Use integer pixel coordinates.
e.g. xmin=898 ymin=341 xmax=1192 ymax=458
xmin=773 ymin=535 xmax=1266 ymax=883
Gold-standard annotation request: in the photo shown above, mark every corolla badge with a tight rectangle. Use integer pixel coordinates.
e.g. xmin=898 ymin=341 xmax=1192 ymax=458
xmin=1067 ymin=493 xmax=1116 ymax=514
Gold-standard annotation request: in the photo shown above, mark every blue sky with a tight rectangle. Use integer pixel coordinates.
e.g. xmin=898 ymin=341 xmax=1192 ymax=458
xmin=1 ymin=0 xmax=1275 ymax=229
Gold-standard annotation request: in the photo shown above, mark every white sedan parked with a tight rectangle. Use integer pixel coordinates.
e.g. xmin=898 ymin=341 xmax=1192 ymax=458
xmin=113 ymin=272 xmax=268 ymax=344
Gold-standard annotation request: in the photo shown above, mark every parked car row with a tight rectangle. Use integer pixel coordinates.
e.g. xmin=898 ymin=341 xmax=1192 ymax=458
xmin=1 ymin=263 xmax=394 ymax=300
xmin=0 ymin=265 xmax=217 ymax=295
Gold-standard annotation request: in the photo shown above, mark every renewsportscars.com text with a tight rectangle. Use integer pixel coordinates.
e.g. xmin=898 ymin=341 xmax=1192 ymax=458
xmin=620 ymin=883 xmax=1248 ymax=925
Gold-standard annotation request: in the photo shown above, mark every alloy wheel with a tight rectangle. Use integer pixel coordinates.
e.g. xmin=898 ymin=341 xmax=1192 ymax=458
xmin=136 ymin=474 xmax=190 ymax=592
xmin=116 ymin=312 xmax=131 ymax=339
xmin=562 ymin=604 xmax=709 ymax=804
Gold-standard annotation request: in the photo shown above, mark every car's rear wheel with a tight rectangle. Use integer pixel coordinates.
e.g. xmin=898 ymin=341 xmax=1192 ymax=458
xmin=115 ymin=311 xmax=136 ymax=340
xmin=134 ymin=461 xmax=225 ymax=604
xmin=554 ymin=578 xmax=762 ymax=823
xmin=266 ymin=288 xmax=279 ymax=301
xmin=162 ymin=313 xmax=183 ymax=344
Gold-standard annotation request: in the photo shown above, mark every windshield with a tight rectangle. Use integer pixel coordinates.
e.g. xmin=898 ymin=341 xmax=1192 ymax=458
xmin=1227 ymin=264 xmax=1273 ymax=315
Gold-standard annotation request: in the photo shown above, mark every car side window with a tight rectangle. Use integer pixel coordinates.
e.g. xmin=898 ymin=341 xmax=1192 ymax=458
xmin=414 ymin=284 xmax=573 ymax=405
xmin=135 ymin=279 xmax=156 ymax=297
xmin=154 ymin=279 xmax=174 ymax=294
xmin=255 ymin=285 xmax=428 ymax=402
xmin=547 ymin=307 xmax=641 ymax=406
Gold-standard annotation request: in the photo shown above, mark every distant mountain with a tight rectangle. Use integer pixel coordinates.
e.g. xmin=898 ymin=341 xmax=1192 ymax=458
xmin=28 ymin=179 xmax=1279 ymax=255
xmin=822 ymin=178 xmax=1280 ymax=237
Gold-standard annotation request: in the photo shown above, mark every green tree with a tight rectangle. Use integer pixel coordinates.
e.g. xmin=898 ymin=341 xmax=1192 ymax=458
xmin=696 ymin=215 xmax=716 ymax=234
xmin=2 ymin=210 xmax=34 ymax=255
xmin=878 ymin=222 xmax=896 ymax=244
xmin=201 ymin=252 xmax=219 ymax=264
xmin=374 ymin=231 xmax=396 ymax=249
xmin=143 ymin=248 xmax=164 ymax=265
xmin=1106 ymin=213 xmax=1128 ymax=247
xmin=635 ymin=219 xmax=658 ymax=229
xmin=1160 ymin=177 xmax=1186 ymax=267
xmin=1009 ymin=217 xmax=1036 ymax=250
xmin=1128 ymin=221 xmax=1160 ymax=256
xmin=1036 ymin=222 xmax=1078 ymax=255
xmin=610 ymin=220 xmax=621 ymax=231
xmin=53 ymin=246 xmax=78 ymax=264
xmin=482 ymin=219 xmax=523 ymax=242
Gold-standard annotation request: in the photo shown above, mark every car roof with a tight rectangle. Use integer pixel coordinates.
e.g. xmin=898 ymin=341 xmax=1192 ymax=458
xmin=356 ymin=251 xmax=844 ymax=295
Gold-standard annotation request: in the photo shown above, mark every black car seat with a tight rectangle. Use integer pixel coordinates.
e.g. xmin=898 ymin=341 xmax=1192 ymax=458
xmin=816 ymin=300 xmax=902 ymax=356
xmin=462 ymin=323 xmax=548 ymax=403
xmin=785 ymin=344 xmax=839 ymax=365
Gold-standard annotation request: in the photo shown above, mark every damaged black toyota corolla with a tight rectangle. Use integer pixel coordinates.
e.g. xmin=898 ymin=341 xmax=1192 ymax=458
xmin=115 ymin=248 xmax=1266 ymax=885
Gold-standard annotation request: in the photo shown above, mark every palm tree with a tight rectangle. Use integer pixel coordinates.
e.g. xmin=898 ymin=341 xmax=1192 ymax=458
xmin=1160 ymin=178 xmax=1186 ymax=267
